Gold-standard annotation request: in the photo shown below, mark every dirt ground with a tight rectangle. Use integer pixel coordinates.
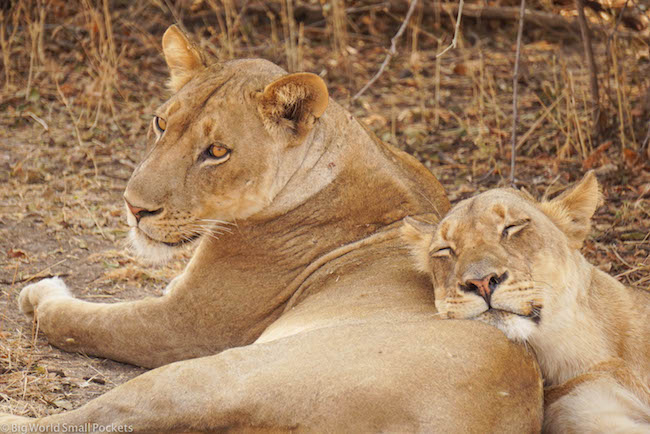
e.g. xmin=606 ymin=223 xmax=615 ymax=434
xmin=1 ymin=0 xmax=649 ymax=418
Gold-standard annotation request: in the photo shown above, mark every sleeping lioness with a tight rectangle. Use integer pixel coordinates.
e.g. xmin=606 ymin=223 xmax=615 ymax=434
xmin=0 ymin=25 xmax=543 ymax=432
xmin=402 ymin=172 xmax=650 ymax=433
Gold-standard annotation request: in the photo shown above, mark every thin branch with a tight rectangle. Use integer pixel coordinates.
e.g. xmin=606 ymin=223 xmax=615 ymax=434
xmin=352 ymin=0 xmax=419 ymax=101
xmin=607 ymin=0 xmax=631 ymax=47
xmin=641 ymin=119 xmax=650 ymax=153
xmin=55 ymin=78 xmax=83 ymax=148
xmin=163 ymin=0 xmax=188 ymax=34
xmin=433 ymin=3 xmax=645 ymax=41
xmin=433 ymin=0 xmax=464 ymax=59
xmin=576 ymin=0 xmax=601 ymax=137
xmin=510 ymin=0 xmax=526 ymax=186
xmin=515 ymin=93 xmax=565 ymax=151
xmin=603 ymin=0 xmax=630 ymax=131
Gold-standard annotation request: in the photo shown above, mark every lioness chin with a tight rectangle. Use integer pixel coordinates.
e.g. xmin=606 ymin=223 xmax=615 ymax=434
xmin=402 ymin=171 xmax=650 ymax=434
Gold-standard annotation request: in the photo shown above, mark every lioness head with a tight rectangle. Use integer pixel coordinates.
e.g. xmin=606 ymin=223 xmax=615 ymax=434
xmin=124 ymin=26 xmax=329 ymax=262
xmin=402 ymin=172 xmax=601 ymax=342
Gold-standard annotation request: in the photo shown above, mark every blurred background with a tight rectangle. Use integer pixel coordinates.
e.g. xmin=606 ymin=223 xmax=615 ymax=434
xmin=0 ymin=0 xmax=649 ymax=417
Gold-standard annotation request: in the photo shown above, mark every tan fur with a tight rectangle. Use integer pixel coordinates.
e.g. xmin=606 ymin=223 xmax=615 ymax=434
xmin=403 ymin=173 xmax=650 ymax=433
xmin=1 ymin=26 xmax=543 ymax=433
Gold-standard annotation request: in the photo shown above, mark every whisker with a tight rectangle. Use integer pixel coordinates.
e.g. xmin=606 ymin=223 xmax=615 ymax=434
xmin=197 ymin=223 xmax=233 ymax=235
xmin=199 ymin=219 xmax=236 ymax=226
xmin=196 ymin=221 xmax=234 ymax=234
xmin=187 ymin=227 xmax=221 ymax=242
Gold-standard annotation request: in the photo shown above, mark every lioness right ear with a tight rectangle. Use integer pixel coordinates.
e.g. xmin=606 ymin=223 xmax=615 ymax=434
xmin=258 ymin=73 xmax=329 ymax=147
xmin=539 ymin=171 xmax=602 ymax=249
xmin=162 ymin=25 xmax=206 ymax=92
xmin=401 ymin=217 xmax=436 ymax=274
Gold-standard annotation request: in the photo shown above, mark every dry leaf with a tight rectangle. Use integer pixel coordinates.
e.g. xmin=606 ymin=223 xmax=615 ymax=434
xmin=7 ymin=248 xmax=27 ymax=259
xmin=623 ymin=148 xmax=641 ymax=168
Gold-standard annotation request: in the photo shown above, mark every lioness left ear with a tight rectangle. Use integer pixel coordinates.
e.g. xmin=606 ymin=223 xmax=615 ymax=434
xmin=401 ymin=217 xmax=436 ymax=274
xmin=258 ymin=73 xmax=329 ymax=147
xmin=162 ymin=25 xmax=206 ymax=92
xmin=540 ymin=171 xmax=601 ymax=249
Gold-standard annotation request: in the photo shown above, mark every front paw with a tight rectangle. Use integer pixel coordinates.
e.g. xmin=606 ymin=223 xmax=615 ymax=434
xmin=18 ymin=277 xmax=72 ymax=316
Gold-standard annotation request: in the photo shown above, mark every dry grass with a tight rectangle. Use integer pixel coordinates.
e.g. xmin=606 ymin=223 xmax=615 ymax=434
xmin=0 ymin=0 xmax=648 ymax=417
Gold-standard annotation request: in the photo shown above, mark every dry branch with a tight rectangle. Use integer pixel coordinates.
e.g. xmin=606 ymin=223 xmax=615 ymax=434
xmin=352 ymin=0 xmax=467 ymax=100
xmin=576 ymin=0 xmax=601 ymax=137
xmin=510 ymin=0 xmax=526 ymax=185
xmin=418 ymin=3 xmax=646 ymax=41
xmin=352 ymin=0 xmax=419 ymax=100
xmin=433 ymin=0 xmax=465 ymax=60
xmin=186 ymin=1 xmax=649 ymax=42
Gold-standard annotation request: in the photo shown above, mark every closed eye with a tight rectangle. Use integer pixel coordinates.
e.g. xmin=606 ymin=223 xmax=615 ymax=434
xmin=431 ymin=246 xmax=454 ymax=258
xmin=502 ymin=219 xmax=530 ymax=239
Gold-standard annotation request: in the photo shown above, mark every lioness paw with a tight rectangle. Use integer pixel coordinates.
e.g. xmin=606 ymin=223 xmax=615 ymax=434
xmin=19 ymin=277 xmax=72 ymax=316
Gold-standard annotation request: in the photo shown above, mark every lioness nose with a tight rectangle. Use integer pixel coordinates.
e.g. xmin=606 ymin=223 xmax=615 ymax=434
xmin=464 ymin=273 xmax=502 ymax=305
xmin=125 ymin=199 xmax=162 ymax=223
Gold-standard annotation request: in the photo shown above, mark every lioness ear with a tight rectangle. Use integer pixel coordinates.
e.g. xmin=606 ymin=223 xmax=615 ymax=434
xmin=162 ymin=25 xmax=206 ymax=92
xmin=258 ymin=73 xmax=329 ymax=147
xmin=540 ymin=171 xmax=601 ymax=249
xmin=401 ymin=217 xmax=436 ymax=274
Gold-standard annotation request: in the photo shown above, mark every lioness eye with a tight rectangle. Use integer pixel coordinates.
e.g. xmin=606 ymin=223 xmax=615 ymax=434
xmin=432 ymin=247 xmax=454 ymax=258
xmin=154 ymin=116 xmax=166 ymax=133
xmin=502 ymin=219 xmax=530 ymax=238
xmin=207 ymin=144 xmax=231 ymax=160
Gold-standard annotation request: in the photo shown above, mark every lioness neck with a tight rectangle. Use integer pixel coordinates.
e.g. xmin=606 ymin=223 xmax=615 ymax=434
xmin=260 ymin=100 xmax=449 ymax=225
xmin=178 ymin=101 xmax=449 ymax=349
xmin=530 ymin=252 xmax=647 ymax=386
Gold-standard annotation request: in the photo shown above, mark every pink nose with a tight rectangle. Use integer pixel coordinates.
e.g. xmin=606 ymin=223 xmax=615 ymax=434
xmin=125 ymin=200 xmax=144 ymax=221
xmin=465 ymin=273 xmax=499 ymax=304
xmin=124 ymin=199 xmax=161 ymax=223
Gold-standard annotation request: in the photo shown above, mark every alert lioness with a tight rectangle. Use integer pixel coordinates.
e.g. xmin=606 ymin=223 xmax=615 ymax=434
xmin=403 ymin=172 xmax=650 ymax=433
xmin=1 ymin=26 xmax=542 ymax=432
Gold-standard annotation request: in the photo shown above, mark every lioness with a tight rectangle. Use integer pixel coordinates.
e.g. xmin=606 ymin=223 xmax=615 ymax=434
xmin=402 ymin=172 xmax=650 ymax=433
xmin=1 ymin=26 xmax=542 ymax=432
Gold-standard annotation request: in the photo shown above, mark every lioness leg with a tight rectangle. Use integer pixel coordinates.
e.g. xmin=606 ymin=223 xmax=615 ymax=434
xmin=1 ymin=320 xmax=542 ymax=433
xmin=544 ymin=376 xmax=650 ymax=434
xmin=17 ymin=277 xmax=233 ymax=367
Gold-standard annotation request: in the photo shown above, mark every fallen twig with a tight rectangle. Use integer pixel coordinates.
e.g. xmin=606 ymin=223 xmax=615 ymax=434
xmin=23 ymin=111 xmax=48 ymax=131
xmin=1 ymin=273 xmax=70 ymax=286
xmin=352 ymin=0 xmax=419 ymax=100
xmin=20 ymin=259 xmax=69 ymax=285
xmin=516 ymin=93 xmax=566 ymax=151
xmin=510 ymin=0 xmax=526 ymax=185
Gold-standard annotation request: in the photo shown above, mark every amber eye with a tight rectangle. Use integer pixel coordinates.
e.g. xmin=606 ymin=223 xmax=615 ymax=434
xmin=154 ymin=116 xmax=166 ymax=133
xmin=207 ymin=144 xmax=231 ymax=159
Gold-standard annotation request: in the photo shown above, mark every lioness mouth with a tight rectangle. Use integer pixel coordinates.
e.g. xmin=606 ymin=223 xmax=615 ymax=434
xmin=162 ymin=233 xmax=200 ymax=247
xmin=485 ymin=308 xmax=541 ymax=324
xmin=138 ymin=228 xmax=200 ymax=247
